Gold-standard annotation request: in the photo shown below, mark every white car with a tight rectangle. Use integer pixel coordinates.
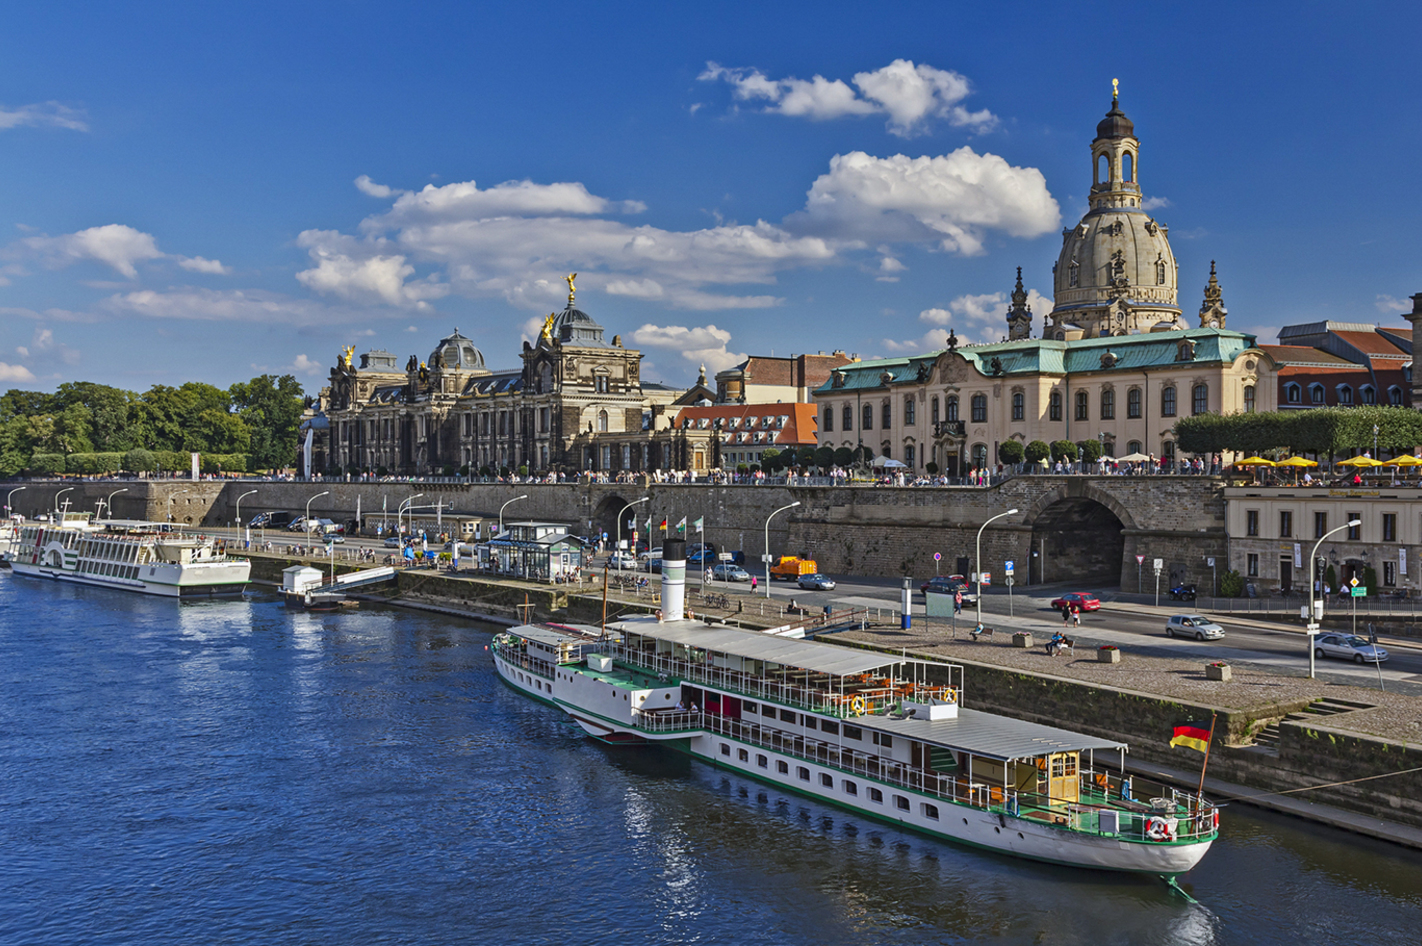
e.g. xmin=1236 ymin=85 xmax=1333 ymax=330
xmin=1314 ymin=633 xmax=1388 ymax=664
xmin=608 ymin=552 xmax=638 ymax=570
xmin=1165 ymin=615 xmax=1225 ymax=641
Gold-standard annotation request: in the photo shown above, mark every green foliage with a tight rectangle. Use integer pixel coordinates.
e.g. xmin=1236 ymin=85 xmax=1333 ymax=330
xmin=831 ymin=447 xmax=853 ymax=467
xmin=925 ymin=461 xmax=939 ymax=475
xmin=1218 ymin=569 xmax=1245 ymax=598
xmin=516 ymin=464 xmax=529 ymax=476
xmin=65 ymin=453 xmax=125 ymax=475
xmin=1324 ymin=564 xmax=1337 ymax=591
xmin=27 ymin=453 xmax=66 ymax=474
xmin=123 ymin=448 xmax=157 ymax=473
xmin=1175 ymin=406 xmax=1422 ymax=457
xmin=228 ymin=374 xmax=305 ymax=471
xmin=1049 ymin=439 xmax=1079 ymax=462
xmin=1076 ymin=439 xmax=1103 ymax=463
xmin=998 ymin=440 xmax=1024 ymax=465
xmin=1362 ymin=565 xmax=1378 ymax=596
xmin=479 ymin=465 xmax=493 ymax=477
xmin=1024 ymin=440 xmax=1050 ymax=463
xmin=815 ymin=446 xmax=835 ymax=470
xmin=736 ymin=463 xmax=749 ymax=473
xmin=200 ymin=454 xmax=249 ymax=474
xmin=797 ymin=447 xmax=817 ymax=467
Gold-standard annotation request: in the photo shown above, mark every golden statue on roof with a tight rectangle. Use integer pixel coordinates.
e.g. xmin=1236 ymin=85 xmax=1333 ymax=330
xmin=540 ymin=311 xmax=556 ymax=341
xmin=340 ymin=344 xmax=355 ymax=368
xmin=1112 ymin=78 xmax=1119 ymax=101
xmin=566 ymin=272 xmax=577 ymax=304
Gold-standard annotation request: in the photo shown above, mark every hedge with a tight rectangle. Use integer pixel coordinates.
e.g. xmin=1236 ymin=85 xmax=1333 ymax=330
xmin=27 ymin=453 xmax=66 ymax=475
xmin=64 ymin=453 xmax=125 ymax=475
xmin=1175 ymin=406 xmax=1422 ymax=457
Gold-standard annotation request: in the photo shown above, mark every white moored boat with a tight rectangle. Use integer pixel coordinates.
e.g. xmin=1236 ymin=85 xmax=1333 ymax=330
xmin=6 ymin=512 xmax=251 ymax=597
xmin=493 ymin=539 xmax=1217 ymax=877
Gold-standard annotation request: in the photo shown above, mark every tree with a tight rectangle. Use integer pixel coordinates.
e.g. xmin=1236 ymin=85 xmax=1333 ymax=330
xmin=124 ymin=448 xmax=157 ymax=473
xmin=814 ymin=446 xmax=835 ymax=470
xmin=1324 ymin=564 xmax=1337 ymax=593
xmin=832 ymin=447 xmax=853 ymax=467
xmin=1024 ymin=440 xmax=1050 ymax=464
xmin=1362 ymin=565 xmax=1378 ymax=596
xmin=1049 ymin=440 xmax=1078 ymax=463
xmin=760 ymin=448 xmax=781 ymax=472
xmin=1076 ymin=439 xmax=1103 ymax=463
xmin=1218 ymin=569 xmax=1245 ymax=598
xmin=998 ymin=440 xmax=1025 ymax=465
xmin=925 ymin=461 xmax=939 ymax=475
xmin=229 ymin=374 xmax=305 ymax=471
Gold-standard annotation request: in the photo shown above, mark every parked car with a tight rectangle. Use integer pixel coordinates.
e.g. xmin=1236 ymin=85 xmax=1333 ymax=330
xmin=1049 ymin=592 xmax=1101 ymax=613
xmin=797 ymin=573 xmax=836 ymax=591
xmin=712 ymin=564 xmax=751 ymax=582
xmin=608 ymin=551 xmax=638 ymax=570
xmin=1314 ymin=633 xmax=1389 ymax=664
xmin=383 ymin=536 xmax=404 ymax=548
xmin=286 ymin=517 xmax=310 ymax=532
xmin=1165 ymin=615 xmax=1225 ymax=641
xmin=247 ymin=512 xmax=272 ymax=528
xmin=1169 ymin=584 xmax=1198 ymax=601
xmin=638 ymin=547 xmax=663 ymax=563
xmin=920 ymin=575 xmax=974 ymax=599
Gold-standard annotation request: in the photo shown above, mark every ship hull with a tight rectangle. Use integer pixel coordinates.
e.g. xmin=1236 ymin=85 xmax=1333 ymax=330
xmin=10 ymin=561 xmax=249 ymax=597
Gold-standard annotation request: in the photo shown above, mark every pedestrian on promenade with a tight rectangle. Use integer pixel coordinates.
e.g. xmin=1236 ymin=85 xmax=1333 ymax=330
xmin=1062 ymin=606 xmax=1070 ymax=627
xmin=751 ymin=576 xmax=757 ymax=593
xmin=1071 ymin=604 xmax=1081 ymax=627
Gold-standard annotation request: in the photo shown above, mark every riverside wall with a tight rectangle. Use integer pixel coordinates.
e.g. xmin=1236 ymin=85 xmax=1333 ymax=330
xmin=5 ymin=475 xmax=1228 ymax=588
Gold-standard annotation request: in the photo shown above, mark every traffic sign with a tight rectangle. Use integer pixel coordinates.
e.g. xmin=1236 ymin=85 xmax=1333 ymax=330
xmin=1351 ymin=586 xmax=1368 ymax=597
xmin=1350 ymin=577 xmax=1359 ymax=587
xmin=1004 ymin=560 xmax=1015 ymax=575
xmin=933 ymin=552 xmax=942 ymax=562
xmin=761 ymin=553 xmax=775 ymax=563
xmin=980 ymin=572 xmax=992 ymax=586
xmin=1136 ymin=555 xmax=1145 ymax=565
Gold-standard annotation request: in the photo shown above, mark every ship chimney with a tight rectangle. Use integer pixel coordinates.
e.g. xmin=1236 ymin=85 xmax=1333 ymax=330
xmin=660 ymin=537 xmax=686 ymax=621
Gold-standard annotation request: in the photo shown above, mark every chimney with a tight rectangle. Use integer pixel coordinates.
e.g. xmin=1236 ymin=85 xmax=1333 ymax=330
xmin=660 ymin=537 xmax=686 ymax=621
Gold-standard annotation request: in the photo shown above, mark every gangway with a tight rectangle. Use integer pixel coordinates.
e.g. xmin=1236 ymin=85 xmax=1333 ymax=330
xmin=327 ymin=565 xmax=396 ymax=589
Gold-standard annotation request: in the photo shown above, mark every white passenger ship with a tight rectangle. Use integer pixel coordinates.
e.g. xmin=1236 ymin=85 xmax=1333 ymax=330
xmin=7 ymin=512 xmax=251 ymax=597
xmin=493 ymin=540 xmax=1217 ymax=877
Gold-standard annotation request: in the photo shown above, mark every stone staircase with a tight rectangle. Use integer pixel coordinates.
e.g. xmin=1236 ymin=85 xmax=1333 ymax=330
xmin=1251 ymin=697 xmax=1375 ymax=752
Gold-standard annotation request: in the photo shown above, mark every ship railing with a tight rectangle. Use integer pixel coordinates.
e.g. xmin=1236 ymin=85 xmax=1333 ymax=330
xmin=491 ymin=642 xmax=557 ymax=680
xmin=631 ymin=710 xmax=703 ymax=733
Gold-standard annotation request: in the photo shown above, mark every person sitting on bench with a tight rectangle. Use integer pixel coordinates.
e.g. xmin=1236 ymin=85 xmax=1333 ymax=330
xmin=970 ymin=623 xmax=991 ymax=641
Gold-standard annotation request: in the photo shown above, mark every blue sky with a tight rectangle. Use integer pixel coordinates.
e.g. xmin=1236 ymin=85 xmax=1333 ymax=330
xmin=2 ymin=1 xmax=1419 ymax=394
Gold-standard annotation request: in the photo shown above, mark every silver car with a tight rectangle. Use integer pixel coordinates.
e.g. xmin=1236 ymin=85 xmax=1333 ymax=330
xmin=797 ymin=573 xmax=836 ymax=591
xmin=1165 ymin=615 xmax=1225 ymax=641
xmin=1314 ymin=633 xmax=1389 ymax=664
xmin=711 ymin=564 xmax=750 ymax=582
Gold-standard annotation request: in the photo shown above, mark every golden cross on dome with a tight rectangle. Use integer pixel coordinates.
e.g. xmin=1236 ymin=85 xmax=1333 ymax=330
xmin=565 ymin=272 xmax=577 ymax=303
xmin=1112 ymin=78 xmax=1119 ymax=101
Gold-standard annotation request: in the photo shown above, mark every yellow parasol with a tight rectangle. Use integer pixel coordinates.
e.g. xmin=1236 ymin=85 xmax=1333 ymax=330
xmin=1382 ymin=455 xmax=1422 ymax=467
xmin=1274 ymin=456 xmax=1318 ymax=467
xmin=1232 ymin=456 xmax=1276 ymax=467
xmin=1337 ymin=456 xmax=1384 ymax=467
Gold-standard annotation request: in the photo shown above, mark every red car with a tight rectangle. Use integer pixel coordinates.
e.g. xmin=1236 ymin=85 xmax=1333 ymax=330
xmin=1050 ymin=592 xmax=1101 ymax=613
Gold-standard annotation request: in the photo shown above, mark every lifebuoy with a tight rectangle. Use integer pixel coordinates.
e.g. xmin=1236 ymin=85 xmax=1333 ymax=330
xmin=1145 ymin=816 xmax=1177 ymax=842
xmin=850 ymin=695 xmax=866 ymax=716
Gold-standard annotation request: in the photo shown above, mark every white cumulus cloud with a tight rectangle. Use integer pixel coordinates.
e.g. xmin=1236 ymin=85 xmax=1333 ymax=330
xmin=699 ymin=59 xmax=995 ymax=137
xmin=0 ymin=101 xmax=89 ymax=132
xmin=1375 ymin=294 xmax=1414 ymax=315
xmin=290 ymin=354 xmax=324 ymax=375
xmin=0 ymin=362 xmax=36 ymax=382
xmin=369 ymin=177 xmax=647 ymax=227
xmin=102 ymin=286 xmax=364 ymax=326
xmin=630 ymin=323 xmax=745 ymax=375
xmin=295 ymin=230 xmax=450 ymax=308
xmin=177 ymin=255 xmax=231 ymax=274
xmin=789 ymin=149 xmax=1060 ymax=255
xmin=22 ymin=224 xmax=164 ymax=278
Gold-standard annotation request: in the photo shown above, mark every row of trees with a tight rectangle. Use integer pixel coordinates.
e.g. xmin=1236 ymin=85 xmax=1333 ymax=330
xmin=0 ymin=376 xmax=306 ymax=476
xmin=1174 ymin=406 xmax=1422 ymax=458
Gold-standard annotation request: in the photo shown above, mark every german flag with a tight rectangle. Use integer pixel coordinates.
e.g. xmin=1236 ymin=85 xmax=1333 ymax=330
xmin=659 ymin=517 xmax=668 ymax=532
xmin=1170 ymin=722 xmax=1211 ymax=754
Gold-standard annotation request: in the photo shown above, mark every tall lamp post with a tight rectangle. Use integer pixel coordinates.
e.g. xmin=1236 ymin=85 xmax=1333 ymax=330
xmin=499 ymin=494 xmax=529 ymax=537
xmin=55 ymin=486 xmax=75 ymax=518
xmin=305 ymin=490 xmax=330 ymax=538
xmin=1309 ymin=519 xmax=1360 ymax=679
xmin=397 ymin=493 xmax=425 ymax=538
xmin=618 ymin=496 xmax=650 ymax=566
xmin=5 ymin=485 xmax=26 ymax=518
xmin=104 ymin=487 xmax=129 ymax=521
xmin=763 ymin=500 xmax=801 ymax=597
xmin=976 ymin=508 xmax=1020 ymax=626
xmin=234 ymin=489 xmax=258 ymax=531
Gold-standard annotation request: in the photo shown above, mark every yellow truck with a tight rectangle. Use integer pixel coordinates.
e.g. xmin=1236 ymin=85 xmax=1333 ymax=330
xmin=770 ymin=555 xmax=818 ymax=581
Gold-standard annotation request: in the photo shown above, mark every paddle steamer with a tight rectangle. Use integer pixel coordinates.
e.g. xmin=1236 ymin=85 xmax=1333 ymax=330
xmin=493 ymin=539 xmax=1217 ymax=876
xmin=7 ymin=512 xmax=251 ymax=597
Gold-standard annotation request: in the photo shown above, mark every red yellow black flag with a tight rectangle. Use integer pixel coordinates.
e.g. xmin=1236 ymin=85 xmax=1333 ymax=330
xmin=1170 ymin=722 xmax=1211 ymax=754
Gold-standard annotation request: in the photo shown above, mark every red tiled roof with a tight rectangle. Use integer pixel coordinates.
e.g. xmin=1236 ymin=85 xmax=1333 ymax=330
xmin=1258 ymin=345 xmax=1354 ymax=366
xmin=1331 ymin=331 xmax=1410 ymax=357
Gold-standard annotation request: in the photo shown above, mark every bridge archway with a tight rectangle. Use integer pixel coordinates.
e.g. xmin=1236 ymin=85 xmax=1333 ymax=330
xmin=592 ymin=494 xmax=642 ymax=552
xmin=1027 ymin=489 xmax=1129 ymax=587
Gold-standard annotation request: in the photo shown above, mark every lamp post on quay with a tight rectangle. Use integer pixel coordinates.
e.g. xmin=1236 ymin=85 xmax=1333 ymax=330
xmin=305 ymin=490 xmax=330 ymax=539
xmin=763 ymin=501 xmax=800 ymax=597
xmin=5 ymin=485 xmax=26 ymax=518
xmin=397 ymin=493 xmax=425 ymax=539
xmin=976 ymin=508 xmax=1019 ymax=627
xmin=234 ymin=489 xmax=258 ymax=531
xmin=104 ymin=487 xmax=129 ymax=521
xmin=499 ymin=494 xmax=529 ymax=537
xmin=618 ymin=496 xmax=650 ymax=566
xmin=1309 ymin=519 xmax=1360 ymax=679
xmin=55 ymin=486 xmax=75 ymax=518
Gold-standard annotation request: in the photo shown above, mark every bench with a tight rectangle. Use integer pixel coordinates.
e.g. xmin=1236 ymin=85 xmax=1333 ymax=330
xmin=1046 ymin=636 xmax=1075 ymax=656
xmin=969 ymin=626 xmax=995 ymax=642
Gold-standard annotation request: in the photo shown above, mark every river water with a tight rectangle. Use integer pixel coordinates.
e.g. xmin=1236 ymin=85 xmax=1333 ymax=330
xmin=1 ymin=575 xmax=1419 ymax=946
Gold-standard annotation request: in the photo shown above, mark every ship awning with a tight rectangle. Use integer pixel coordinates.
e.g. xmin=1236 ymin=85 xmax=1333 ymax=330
xmin=511 ymin=622 xmax=606 ymax=647
xmin=615 ymin=618 xmax=902 ymax=678
xmin=864 ymin=708 xmax=1127 ymax=761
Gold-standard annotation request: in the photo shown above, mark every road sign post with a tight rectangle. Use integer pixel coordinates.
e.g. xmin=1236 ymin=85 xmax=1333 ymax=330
xmin=1004 ymin=560 xmax=1015 ymax=617
xmin=1136 ymin=554 xmax=1145 ymax=593
xmin=1153 ymin=558 xmax=1164 ymax=608
xmin=934 ymin=551 xmax=942 ymax=576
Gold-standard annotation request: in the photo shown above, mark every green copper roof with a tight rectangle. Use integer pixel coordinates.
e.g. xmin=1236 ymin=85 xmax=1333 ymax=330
xmin=814 ymin=328 xmax=1259 ymax=394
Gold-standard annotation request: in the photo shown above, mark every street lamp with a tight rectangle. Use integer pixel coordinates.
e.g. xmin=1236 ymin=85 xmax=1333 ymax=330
xmin=499 ymin=494 xmax=529 ymax=537
xmin=167 ymin=489 xmax=190 ymax=528
xmin=55 ymin=486 xmax=75 ymax=517
xmin=976 ymin=508 xmax=1020 ymax=626
xmin=618 ymin=496 xmax=650 ymax=566
xmin=104 ymin=487 xmax=129 ymax=521
xmin=5 ymin=485 xmax=26 ymax=518
xmin=305 ymin=490 xmax=330 ymax=537
xmin=1308 ymin=519 xmax=1360 ymax=679
xmin=234 ymin=489 xmax=258 ymax=530
xmin=764 ymin=500 xmax=801 ymax=597
xmin=397 ymin=493 xmax=425 ymax=538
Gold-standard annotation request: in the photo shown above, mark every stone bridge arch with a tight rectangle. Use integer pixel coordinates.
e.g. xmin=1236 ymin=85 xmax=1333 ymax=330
xmin=1022 ymin=481 xmax=1136 ymax=586
xmin=591 ymin=493 xmax=642 ymax=552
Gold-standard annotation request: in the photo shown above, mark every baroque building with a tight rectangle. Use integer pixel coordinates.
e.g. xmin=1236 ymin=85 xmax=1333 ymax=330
xmin=313 ymin=278 xmax=695 ymax=476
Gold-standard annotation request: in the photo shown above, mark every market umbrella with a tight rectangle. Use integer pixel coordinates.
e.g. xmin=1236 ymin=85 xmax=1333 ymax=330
xmin=1117 ymin=452 xmax=1152 ymax=463
xmin=1275 ymin=456 xmax=1318 ymax=467
xmin=1232 ymin=456 xmax=1276 ymax=466
xmin=1336 ymin=456 xmax=1384 ymax=467
xmin=1383 ymin=455 xmax=1422 ymax=467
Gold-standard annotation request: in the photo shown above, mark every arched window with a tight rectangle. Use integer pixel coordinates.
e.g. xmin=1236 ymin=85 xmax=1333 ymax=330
xmin=1361 ymin=385 xmax=1376 ymax=405
xmin=1012 ymin=391 xmax=1024 ymax=421
xmin=1285 ymin=383 xmax=1301 ymax=404
xmin=971 ymin=443 xmax=989 ymax=469
xmin=842 ymin=405 xmax=853 ymax=430
xmin=1337 ymin=384 xmax=1353 ymax=405
xmin=904 ymin=397 xmax=915 ymax=425
xmin=1156 ymin=257 xmax=1167 ymax=285
xmin=1075 ymin=390 xmax=1089 ymax=421
xmin=1192 ymin=383 xmax=1209 ymax=415
xmin=1096 ymin=154 xmax=1107 ymax=184
xmin=1309 ymin=383 xmax=1325 ymax=404
xmin=1127 ymin=387 xmax=1142 ymax=418
xmin=1389 ymin=385 xmax=1404 ymax=406
xmin=597 ymin=410 xmax=609 ymax=432
xmin=970 ymin=394 xmax=987 ymax=423
xmin=905 ymin=444 xmax=916 ymax=468
xmin=822 ymin=408 xmax=833 ymax=433
xmin=862 ymin=404 xmax=874 ymax=430
xmin=931 ymin=395 xmax=940 ymax=424
xmin=882 ymin=401 xmax=892 ymax=429
xmin=1243 ymin=385 xmax=1256 ymax=413
xmin=1100 ymin=388 xmax=1115 ymax=420
xmin=1049 ymin=391 xmax=1063 ymax=422
xmin=946 ymin=396 xmax=959 ymax=422
xmin=1123 ymin=152 xmax=1134 ymax=182
xmin=1127 ymin=440 xmax=1142 ymax=456
xmin=1068 ymin=260 xmax=1080 ymax=288
xmin=1162 ymin=440 xmax=1176 ymax=461
xmin=1161 ymin=385 xmax=1177 ymax=417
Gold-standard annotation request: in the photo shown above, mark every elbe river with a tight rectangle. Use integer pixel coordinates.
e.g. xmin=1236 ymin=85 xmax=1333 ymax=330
xmin=1 ymin=575 xmax=1419 ymax=945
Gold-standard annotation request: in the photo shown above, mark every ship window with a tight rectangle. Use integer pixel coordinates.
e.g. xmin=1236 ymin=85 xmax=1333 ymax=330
xmin=720 ymin=744 xmax=730 ymax=757
xmin=820 ymin=720 xmax=839 ymax=736
xmin=843 ymin=780 xmax=858 ymax=796
xmin=923 ymin=803 xmax=940 ymax=820
xmin=738 ymin=749 xmax=749 ymax=762
xmin=894 ymin=796 xmax=910 ymax=811
xmin=756 ymin=754 xmax=768 ymax=769
xmin=872 ymin=732 xmax=893 ymax=748
xmin=780 ymin=709 xmax=796 ymax=722
xmin=803 ymin=716 xmax=816 ymax=730
xmin=798 ymin=767 xmax=810 ymax=781
xmin=820 ymin=773 xmax=833 ymax=787
xmin=868 ymin=787 xmax=883 ymax=803
xmin=776 ymin=760 xmax=789 ymax=774
xmin=743 ymin=702 xmax=757 ymax=713
xmin=843 ymin=725 xmax=863 ymax=741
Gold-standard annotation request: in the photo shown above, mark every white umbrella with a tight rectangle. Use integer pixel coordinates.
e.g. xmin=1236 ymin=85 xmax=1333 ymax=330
xmin=1097 ymin=456 xmax=1118 ymax=463
xmin=1117 ymin=452 xmax=1152 ymax=463
xmin=874 ymin=458 xmax=908 ymax=468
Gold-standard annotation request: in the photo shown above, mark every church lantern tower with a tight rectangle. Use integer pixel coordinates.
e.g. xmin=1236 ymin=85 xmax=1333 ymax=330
xmin=1005 ymin=267 xmax=1033 ymax=340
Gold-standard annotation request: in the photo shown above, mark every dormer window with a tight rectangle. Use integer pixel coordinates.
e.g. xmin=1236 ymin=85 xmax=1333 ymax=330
xmin=1156 ymin=256 xmax=1167 ymax=285
xmin=1068 ymin=260 xmax=1080 ymax=288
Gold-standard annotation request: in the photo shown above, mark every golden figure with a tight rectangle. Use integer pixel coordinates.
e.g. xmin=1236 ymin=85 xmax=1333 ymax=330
xmin=565 ymin=272 xmax=577 ymax=303
xmin=340 ymin=344 xmax=355 ymax=368
xmin=1112 ymin=78 xmax=1119 ymax=100
xmin=540 ymin=312 xmax=556 ymax=341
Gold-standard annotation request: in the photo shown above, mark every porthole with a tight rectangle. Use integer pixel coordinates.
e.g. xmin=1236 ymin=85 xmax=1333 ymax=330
xmin=1018 ymin=833 xmax=1025 ymax=839
xmin=994 ymin=827 xmax=1000 ymax=834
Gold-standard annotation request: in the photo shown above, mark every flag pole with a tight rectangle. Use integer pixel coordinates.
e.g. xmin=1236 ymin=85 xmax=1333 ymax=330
xmin=1196 ymin=712 xmax=1218 ymax=801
